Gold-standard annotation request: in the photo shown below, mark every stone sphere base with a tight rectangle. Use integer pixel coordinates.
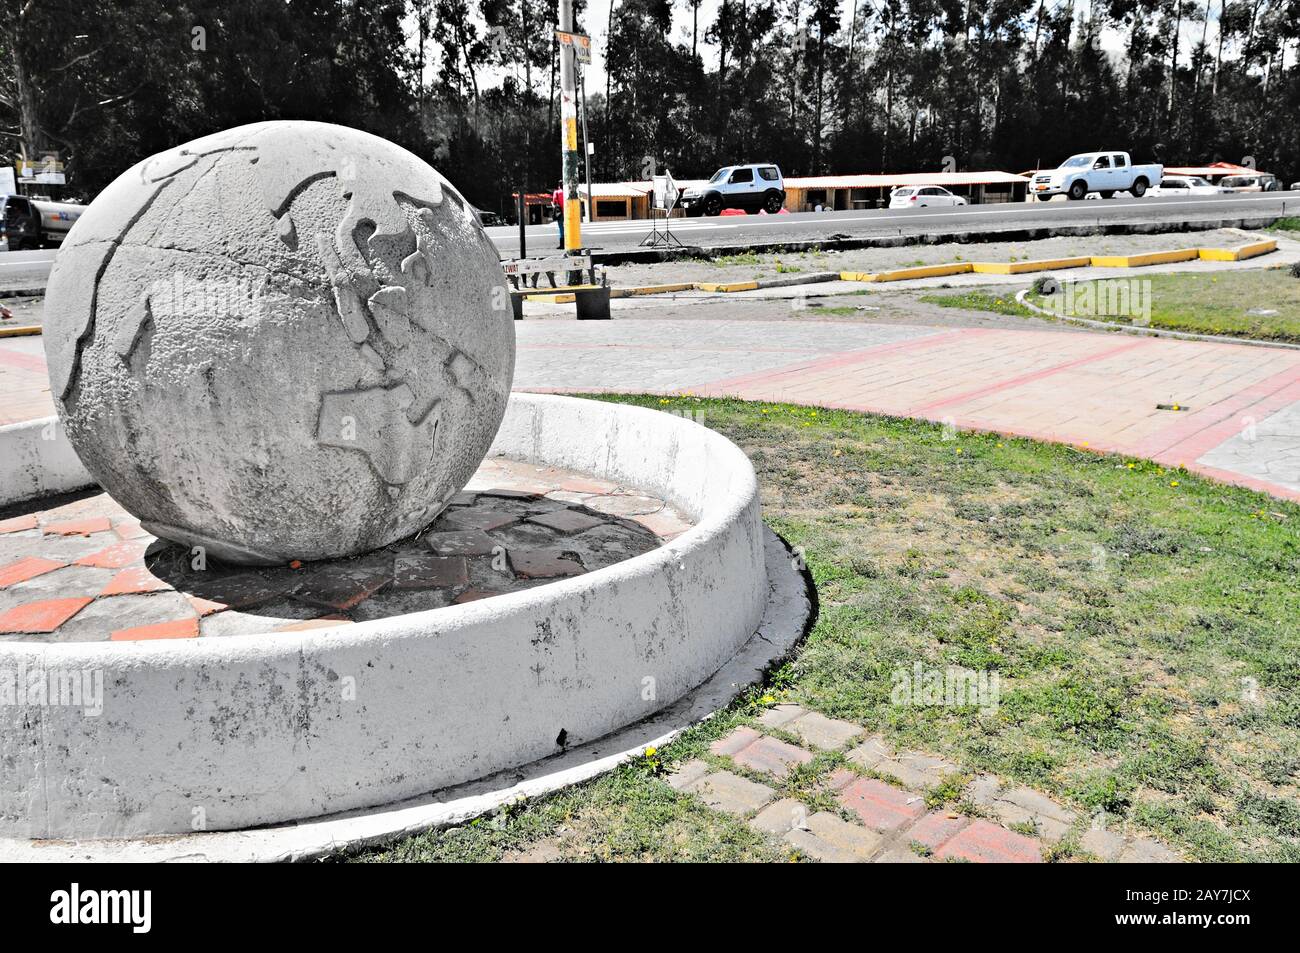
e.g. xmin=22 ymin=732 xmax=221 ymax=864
xmin=0 ymin=395 xmax=801 ymax=848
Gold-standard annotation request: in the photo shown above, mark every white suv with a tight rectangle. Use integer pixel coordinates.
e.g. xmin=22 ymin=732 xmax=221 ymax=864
xmin=680 ymin=164 xmax=785 ymax=216
xmin=889 ymin=186 xmax=968 ymax=208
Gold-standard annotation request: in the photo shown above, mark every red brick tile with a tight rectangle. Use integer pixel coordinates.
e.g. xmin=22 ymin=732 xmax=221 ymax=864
xmin=934 ymin=819 xmax=1044 ymax=863
xmin=424 ymin=530 xmax=498 ymax=557
xmin=100 ymin=567 xmax=172 ymax=596
xmin=0 ymin=597 xmax=93 ymax=634
xmin=559 ymin=477 xmax=615 ymax=494
xmin=0 ymin=556 xmax=65 ymax=588
xmin=441 ymin=508 xmax=518 ymax=532
xmin=905 ymin=811 xmax=972 ymax=850
xmin=110 ymin=617 xmax=199 ymax=641
xmin=452 ymin=587 xmax=503 ymax=604
xmin=292 ymin=564 xmax=392 ymax=611
xmin=709 ymin=726 xmax=762 ymax=757
xmin=113 ymin=521 xmax=153 ymax=541
xmin=527 ymin=508 xmax=605 ymax=533
xmin=188 ymin=595 xmax=228 ymax=617
xmin=74 ymin=541 xmax=148 ymax=569
xmin=392 ymin=554 xmax=468 ymax=590
xmin=188 ymin=573 xmax=286 ymax=611
xmin=42 ymin=517 xmax=112 ymax=537
xmin=510 ymin=548 xmax=585 ymax=579
xmin=731 ymin=735 xmax=815 ymax=778
xmin=836 ymin=777 xmax=927 ymax=832
xmin=822 ymin=768 xmax=857 ymax=791
xmin=0 ymin=514 xmax=38 ymax=534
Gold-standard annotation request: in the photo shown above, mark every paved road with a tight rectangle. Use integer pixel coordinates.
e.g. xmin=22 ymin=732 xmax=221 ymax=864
xmin=0 ymin=249 xmax=55 ymax=292
xmin=4 ymin=193 xmax=1296 ymax=287
xmin=485 ymin=191 xmax=1300 ymax=258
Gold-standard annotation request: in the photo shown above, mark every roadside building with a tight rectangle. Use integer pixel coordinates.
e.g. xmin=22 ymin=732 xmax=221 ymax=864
xmin=1162 ymin=162 xmax=1257 ymax=182
xmin=783 ymin=171 xmax=1027 ymax=210
xmin=561 ymin=170 xmax=1028 ymax=221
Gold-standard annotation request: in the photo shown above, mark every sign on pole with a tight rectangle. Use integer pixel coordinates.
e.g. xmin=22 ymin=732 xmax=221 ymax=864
xmin=652 ymin=171 xmax=678 ymax=211
xmin=0 ymin=167 xmax=15 ymax=196
xmin=555 ymin=30 xmax=591 ymax=65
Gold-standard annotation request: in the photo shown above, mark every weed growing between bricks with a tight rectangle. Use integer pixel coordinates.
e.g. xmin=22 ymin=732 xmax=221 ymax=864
xmin=351 ymin=396 xmax=1299 ymax=863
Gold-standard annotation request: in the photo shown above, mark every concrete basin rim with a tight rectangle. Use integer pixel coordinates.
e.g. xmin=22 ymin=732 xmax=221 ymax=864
xmin=0 ymin=391 xmax=758 ymax=665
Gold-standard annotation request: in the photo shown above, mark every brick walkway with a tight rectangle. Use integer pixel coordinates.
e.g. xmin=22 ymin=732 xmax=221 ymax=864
xmin=513 ymin=320 xmax=1300 ymax=502
xmin=662 ymin=705 xmax=1180 ymax=864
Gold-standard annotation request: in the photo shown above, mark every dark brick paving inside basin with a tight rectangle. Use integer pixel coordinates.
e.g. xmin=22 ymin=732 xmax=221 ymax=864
xmin=0 ymin=458 xmax=692 ymax=641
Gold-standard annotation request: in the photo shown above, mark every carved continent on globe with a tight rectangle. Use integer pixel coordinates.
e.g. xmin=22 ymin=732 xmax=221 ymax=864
xmin=42 ymin=121 xmax=516 ymax=564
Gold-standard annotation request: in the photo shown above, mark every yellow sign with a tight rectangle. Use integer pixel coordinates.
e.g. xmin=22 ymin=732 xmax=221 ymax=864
xmin=555 ymin=30 xmax=591 ymax=65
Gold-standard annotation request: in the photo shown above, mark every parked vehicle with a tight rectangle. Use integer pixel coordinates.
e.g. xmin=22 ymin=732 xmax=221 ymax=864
xmin=1031 ymin=152 xmax=1163 ymax=200
xmin=0 ymin=194 xmax=84 ymax=249
xmin=888 ymin=185 xmax=968 ymax=209
xmin=1147 ymin=175 xmax=1227 ymax=197
xmin=680 ymin=164 xmax=785 ymax=216
xmin=1218 ymin=172 xmax=1283 ymax=192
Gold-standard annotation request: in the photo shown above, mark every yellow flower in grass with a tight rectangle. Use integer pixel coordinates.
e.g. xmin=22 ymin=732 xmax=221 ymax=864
xmin=644 ymin=746 xmax=657 ymax=757
xmin=1170 ymin=480 xmax=1180 ymax=487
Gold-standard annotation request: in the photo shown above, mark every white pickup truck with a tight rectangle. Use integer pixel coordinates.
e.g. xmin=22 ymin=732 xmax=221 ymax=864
xmin=1031 ymin=152 xmax=1163 ymax=201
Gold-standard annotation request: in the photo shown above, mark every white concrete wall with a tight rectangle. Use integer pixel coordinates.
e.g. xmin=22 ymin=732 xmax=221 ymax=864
xmin=0 ymin=394 xmax=767 ymax=839
xmin=0 ymin=417 xmax=93 ymax=506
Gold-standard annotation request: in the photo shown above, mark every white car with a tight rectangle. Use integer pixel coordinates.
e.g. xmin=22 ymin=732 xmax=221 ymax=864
xmin=889 ymin=186 xmax=968 ymax=208
xmin=680 ymin=164 xmax=786 ymax=215
xmin=1031 ymin=152 xmax=1162 ymax=200
xmin=1147 ymin=175 xmax=1227 ymax=197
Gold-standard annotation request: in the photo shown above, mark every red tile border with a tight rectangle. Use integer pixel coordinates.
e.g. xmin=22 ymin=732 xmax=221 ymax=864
xmin=0 ymin=597 xmax=93 ymax=634
xmin=0 ymin=514 xmax=38 ymax=534
xmin=43 ymin=517 xmax=112 ymax=537
xmin=0 ymin=556 xmax=65 ymax=589
xmin=109 ymin=617 xmax=199 ymax=641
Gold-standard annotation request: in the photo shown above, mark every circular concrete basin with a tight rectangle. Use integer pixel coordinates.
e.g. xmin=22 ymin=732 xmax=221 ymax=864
xmin=0 ymin=393 xmax=767 ymax=839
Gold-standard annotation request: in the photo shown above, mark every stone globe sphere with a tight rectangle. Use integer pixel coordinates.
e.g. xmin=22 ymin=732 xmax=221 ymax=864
xmin=42 ymin=121 xmax=515 ymax=564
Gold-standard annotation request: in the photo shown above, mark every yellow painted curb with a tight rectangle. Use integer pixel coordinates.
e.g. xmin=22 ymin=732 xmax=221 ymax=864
xmin=611 ymin=282 xmax=695 ymax=298
xmin=971 ymin=257 xmax=1092 ymax=275
xmin=839 ymin=271 xmax=878 ymax=282
xmin=0 ymin=324 xmax=41 ymax=338
xmin=1227 ymin=239 xmax=1277 ymax=261
xmin=525 ymin=292 xmax=578 ymax=304
xmin=696 ymin=281 xmax=760 ymax=293
xmin=1090 ymin=249 xmax=1201 ymax=268
xmin=874 ymin=263 xmax=973 ymax=282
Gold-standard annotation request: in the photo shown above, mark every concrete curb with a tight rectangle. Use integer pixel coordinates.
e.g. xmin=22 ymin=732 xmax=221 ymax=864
xmin=1013 ymin=287 xmax=1300 ymax=351
xmin=587 ymin=215 xmax=1288 ymax=265
xmin=0 ymin=325 xmax=41 ymax=338
xmin=839 ymin=239 xmax=1279 ymax=283
xmin=0 ymin=527 xmax=812 ymax=862
xmin=0 ymin=393 xmax=772 ymax=841
xmin=0 ymin=417 xmax=93 ymax=506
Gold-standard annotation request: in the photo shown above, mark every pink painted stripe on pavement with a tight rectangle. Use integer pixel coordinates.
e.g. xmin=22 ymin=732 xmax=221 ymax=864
xmin=912 ymin=337 xmax=1155 ymax=415
xmin=703 ymin=327 xmax=978 ymax=393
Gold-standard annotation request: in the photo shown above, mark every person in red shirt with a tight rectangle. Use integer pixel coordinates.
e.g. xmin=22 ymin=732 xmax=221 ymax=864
xmin=551 ymin=183 xmax=564 ymax=248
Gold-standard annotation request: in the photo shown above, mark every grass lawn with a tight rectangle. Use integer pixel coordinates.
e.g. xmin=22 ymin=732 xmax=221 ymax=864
xmin=919 ymin=289 xmax=1038 ymax=316
xmin=351 ymin=397 xmax=1300 ymax=863
xmin=1025 ymin=267 xmax=1300 ymax=343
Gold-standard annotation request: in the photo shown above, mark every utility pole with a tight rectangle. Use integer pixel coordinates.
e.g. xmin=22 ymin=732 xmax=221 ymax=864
xmin=558 ymin=0 xmax=583 ymax=282
xmin=579 ymin=61 xmax=593 ymax=223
